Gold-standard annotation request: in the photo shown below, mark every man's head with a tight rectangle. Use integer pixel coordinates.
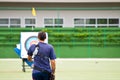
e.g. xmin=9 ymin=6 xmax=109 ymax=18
xmin=38 ymin=31 xmax=46 ymax=41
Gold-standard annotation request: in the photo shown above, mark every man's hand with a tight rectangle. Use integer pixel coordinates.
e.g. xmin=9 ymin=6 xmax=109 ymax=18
xmin=27 ymin=55 xmax=32 ymax=62
xmin=50 ymin=73 xmax=55 ymax=80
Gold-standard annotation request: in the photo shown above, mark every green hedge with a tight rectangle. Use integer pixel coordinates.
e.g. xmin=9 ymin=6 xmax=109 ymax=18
xmin=0 ymin=28 xmax=120 ymax=58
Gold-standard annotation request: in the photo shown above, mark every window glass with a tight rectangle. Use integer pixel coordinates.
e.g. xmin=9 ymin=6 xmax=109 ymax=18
xmin=86 ymin=26 xmax=95 ymax=28
xmin=26 ymin=26 xmax=35 ymax=28
xmin=97 ymin=19 xmax=107 ymax=24
xmin=54 ymin=26 xmax=62 ymax=28
xmin=44 ymin=19 xmax=53 ymax=24
xmin=0 ymin=26 xmax=8 ymax=27
xmin=25 ymin=18 xmax=36 ymax=28
xmin=44 ymin=18 xmax=63 ymax=28
xmin=10 ymin=18 xmax=21 ymax=27
xmin=74 ymin=18 xmax=85 ymax=28
xmin=98 ymin=26 xmax=107 ymax=28
xmin=109 ymin=19 xmax=119 ymax=24
xmin=109 ymin=26 xmax=118 ymax=28
xmin=74 ymin=19 xmax=84 ymax=24
xmin=45 ymin=26 xmax=53 ymax=28
xmin=86 ymin=19 xmax=96 ymax=24
xmin=25 ymin=19 xmax=35 ymax=24
xmin=74 ymin=18 xmax=120 ymax=28
xmin=55 ymin=19 xmax=63 ymax=24
xmin=10 ymin=19 xmax=20 ymax=24
xmin=0 ymin=19 xmax=9 ymax=24
xmin=74 ymin=26 xmax=84 ymax=28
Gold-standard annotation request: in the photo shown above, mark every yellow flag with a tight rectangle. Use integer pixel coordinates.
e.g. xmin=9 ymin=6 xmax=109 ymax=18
xmin=32 ymin=7 xmax=36 ymax=16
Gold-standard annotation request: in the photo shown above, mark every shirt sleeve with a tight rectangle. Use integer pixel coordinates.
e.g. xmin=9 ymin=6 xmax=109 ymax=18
xmin=27 ymin=44 xmax=36 ymax=56
xmin=49 ymin=45 xmax=56 ymax=60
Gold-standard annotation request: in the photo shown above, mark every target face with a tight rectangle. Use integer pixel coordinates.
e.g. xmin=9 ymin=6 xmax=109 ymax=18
xmin=20 ymin=32 xmax=48 ymax=58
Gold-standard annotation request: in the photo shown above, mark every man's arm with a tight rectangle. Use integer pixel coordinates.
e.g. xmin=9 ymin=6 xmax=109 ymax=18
xmin=50 ymin=59 xmax=56 ymax=74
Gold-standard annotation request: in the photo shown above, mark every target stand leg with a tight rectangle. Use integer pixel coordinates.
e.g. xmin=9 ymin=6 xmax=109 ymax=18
xmin=22 ymin=58 xmax=26 ymax=72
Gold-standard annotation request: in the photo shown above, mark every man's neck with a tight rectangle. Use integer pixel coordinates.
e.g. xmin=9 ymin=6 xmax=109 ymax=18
xmin=39 ymin=40 xmax=44 ymax=43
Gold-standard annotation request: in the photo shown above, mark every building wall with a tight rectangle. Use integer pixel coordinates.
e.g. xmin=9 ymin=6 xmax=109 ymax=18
xmin=0 ymin=0 xmax=120 ymax=3
xmin=0 ymin=10 xmax=120 ymax=27
xmin=0 ymin=3 xmax=120 ymax=7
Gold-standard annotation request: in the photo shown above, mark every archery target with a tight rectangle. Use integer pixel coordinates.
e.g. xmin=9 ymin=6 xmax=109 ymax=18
xmin=20 ymin=32 xmax=48 ymax=58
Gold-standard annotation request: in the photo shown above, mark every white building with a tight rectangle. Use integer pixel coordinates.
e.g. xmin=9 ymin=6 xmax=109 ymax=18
xmin=0 ymin=0 xmax=120 ymax=28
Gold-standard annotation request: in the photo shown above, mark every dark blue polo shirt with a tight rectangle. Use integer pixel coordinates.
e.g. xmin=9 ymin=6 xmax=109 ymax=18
xmin=27 ymin=42 xmax=56 ymax=73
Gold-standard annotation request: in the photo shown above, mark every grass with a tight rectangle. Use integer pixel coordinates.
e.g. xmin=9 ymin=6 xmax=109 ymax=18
xmin=0 ymin=58 xmax=120 ymax=80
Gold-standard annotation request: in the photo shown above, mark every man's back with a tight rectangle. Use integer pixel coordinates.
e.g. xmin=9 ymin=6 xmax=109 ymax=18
xmin=33 ymin=42 xmax=56 ymax=73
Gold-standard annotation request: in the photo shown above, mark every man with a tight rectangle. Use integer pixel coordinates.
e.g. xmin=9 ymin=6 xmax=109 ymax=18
xmin=27 ymin=31 xmax=56 ymax=80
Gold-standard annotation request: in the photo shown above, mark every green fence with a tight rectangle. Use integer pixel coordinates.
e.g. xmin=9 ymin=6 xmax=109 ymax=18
xmin=0 ymin=28 xmax=120 ymax=58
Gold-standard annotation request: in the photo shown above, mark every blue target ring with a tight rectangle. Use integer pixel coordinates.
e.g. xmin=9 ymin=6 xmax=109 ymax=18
xmin=25 ymin=36 xmax=38 ymax=51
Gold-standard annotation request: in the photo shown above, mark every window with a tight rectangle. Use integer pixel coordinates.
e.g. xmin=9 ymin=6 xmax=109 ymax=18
xmin=74 ymin=18 xmax=120 ymax=28
xmin=0 ymin=18 xmax=21 ymax=28
xmin=109 ymin=18 xmax=119 ymax=27
xmin=25 ymin=18 xmax=36 ymax=28
xmin=44 ymin=18 xmax=53 ymax=28
xmin=54 ymin=19 xmax=63 ymax=27
xmin=97 ymin=19 xmax=107 ymax=28
xmin=10 ymin=18 xmax=21 ymax=27
xmin=86 ymin=19 xmax=96 ymax=28
xmin=109 ymin=19 xmax=119 ymax=24
xmin=97 ymin=19 xmax=107 ymax=24
xmin=74 ymin=18 xmax=84 ymax=27
xmin=44 ymin=18 xmax=63 ymax=28
xmin=86 ymin=19 xmax=96 ymax=24
xmin=44 ymin=18 xmax=53 ymax=24
xmin=0 ymin=18 xmax=9 ymax=27
xmin=74 ymin=18 xmax=96 ymax=28
xmin=55 ymin=19 xmax=63 ymax=24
